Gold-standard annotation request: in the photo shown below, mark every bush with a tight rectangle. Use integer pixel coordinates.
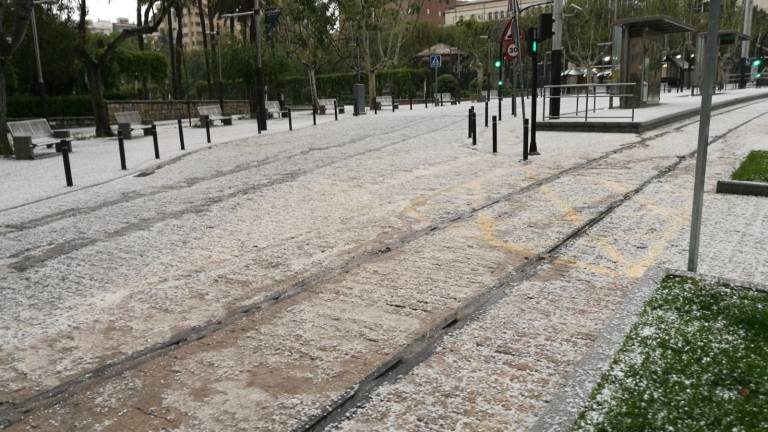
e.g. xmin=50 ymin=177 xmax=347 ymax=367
xmin=7 ymin=95 xmax=94 ymax=118
xmin=437 ymin=74 xmax=460 ymax=95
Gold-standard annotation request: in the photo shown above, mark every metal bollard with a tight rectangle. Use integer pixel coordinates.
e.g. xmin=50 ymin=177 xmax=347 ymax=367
xmin=58 ymin=141 xmax=73 ymax=187
xmin=512 ymin=96 xmax=517 ymax=117
xmin=492 ymin=116 xmax=497 ymax=153
xmin=484 ymin=101 xmax=489 ymax=127
xmin=288 ymin=108 xmax=293 ymax=131
xmin=118 ymin=131 xmax=127 ymax=170
xmin=468 ymin=107 xmax=474 ymax=139
xmin=410 ymin=98 xmax=413 ymax=110
xmin=257 ymin=113 xmax=262 ymax=134
xmin=498 ymin=96 xmax=502 ymax=121
xmin=334 ymin=100 xmax=338 ymax=121
xmin=313 ymin=106 xmax=317 ymax=125
xmin=204 ymin=115 xmax=211 ymax=143
xmin=523 ymin=118 xmax=529 ymax=161
xmin=440 ymin=93 xmax=444 ymax=107
xmin=374 ymin=103 xmax=378 ymax=115
xmin=424 ymin=96 xmax=428 ymax=109
xmin=392 ymin=101 xmax=395 ymax=113
xmin=472 ymin=112 xmax=477 ymax=146
xmin=177 ymin=118 xmax=185 ymax=150
xmin=151 ymin=124 xmax=160 ymax=159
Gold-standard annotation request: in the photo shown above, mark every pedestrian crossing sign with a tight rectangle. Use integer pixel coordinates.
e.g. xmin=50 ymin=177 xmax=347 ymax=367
xmin=430 ymin=55 xmax=442 ymax=69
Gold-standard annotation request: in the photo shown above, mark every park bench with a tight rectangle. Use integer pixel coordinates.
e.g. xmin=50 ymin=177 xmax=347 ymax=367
xmin=375 ymin=96 xmax=398 ymax=110
xmin=434 ymin=92 xmax=455 ymax=105
xmin=265 ymin=101 xmax=283 ymax=119
xmin=114 ymin=110 xmax=153 ymax=140
xmin=197 ymin=104 xmax=233 ymax=126
xmin=318 ymin=98 xmax=344 ymax=115
xmin=7 ymin=118 xmax=71 ymax=160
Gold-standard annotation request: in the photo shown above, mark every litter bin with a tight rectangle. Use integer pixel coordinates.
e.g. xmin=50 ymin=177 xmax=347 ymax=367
xmin=353 ymin=83 xmax=366 ymax=116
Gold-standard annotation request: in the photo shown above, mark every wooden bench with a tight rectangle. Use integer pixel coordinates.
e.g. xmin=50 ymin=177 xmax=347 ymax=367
xmin=318 ymin=98 xmax=344 ymax=115
xmin=375 ymin=96 xmax=399 ymax=110
xmin=265 ymin=101 xmax=283 ymax=119
xmin=7 ymin=119 xmax=71 ymax=160
xmin=114 ymin=110 xmax=153 ymax=139
xmin=197 ymin=104 xmax=233 ymax=126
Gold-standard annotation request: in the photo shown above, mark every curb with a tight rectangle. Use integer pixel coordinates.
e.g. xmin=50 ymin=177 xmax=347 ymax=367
xmin=529 ymin=266 xmax=666 ymax=432
xmin=537 ymin=91 xmax=768 ymax=134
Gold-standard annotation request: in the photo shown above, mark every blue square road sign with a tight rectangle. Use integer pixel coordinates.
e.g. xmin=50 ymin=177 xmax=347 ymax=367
xmin=430 ymin=55 xmax=442 ymax=69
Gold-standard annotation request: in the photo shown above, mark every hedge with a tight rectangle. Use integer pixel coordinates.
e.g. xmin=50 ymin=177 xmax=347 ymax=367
xmin=8 ymin=95 xmax=93 ymax=118
xmin=277 ymin=68 xmax=432 ymax=104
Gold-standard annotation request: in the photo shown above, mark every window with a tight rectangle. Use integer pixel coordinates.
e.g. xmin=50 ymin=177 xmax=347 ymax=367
xmin=426 ymin=8 xmax=430 ymax=14
xmin=488 ymin=12 xmax=492 ymax=20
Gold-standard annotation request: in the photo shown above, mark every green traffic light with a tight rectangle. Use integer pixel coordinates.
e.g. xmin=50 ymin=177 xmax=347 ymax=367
xmin=497 ymin=80 xmax=503 ymax=86
xmin=532 ymin=41 xmax=538 ymax=53
xmin=494 ymin=59 xmax=502 ymax=68
xmin=753 ymin=59 xmax=763 ymax=67
xmin=757 ymin=73 xmax=763 ymax=79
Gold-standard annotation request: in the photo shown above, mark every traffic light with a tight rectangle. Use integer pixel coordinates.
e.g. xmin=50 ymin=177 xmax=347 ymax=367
xmin=538 ymin=13 xmax=553 ymax=41
xmin=494 ymin=59 xmax=502 ymax=68
xmin=753 ymin=58 xmax=763 ymax=68
xmin=526 ymin=27 xmax=538 ymax=54
xmin=498 ymin=80 xmax=503 ymax=86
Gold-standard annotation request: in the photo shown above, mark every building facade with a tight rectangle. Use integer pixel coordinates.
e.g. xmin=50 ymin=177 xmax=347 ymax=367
xmin=410 ymin=0 xmax=457 ymax=25
xmin=444 ymin=0 xmax=541 ymax=26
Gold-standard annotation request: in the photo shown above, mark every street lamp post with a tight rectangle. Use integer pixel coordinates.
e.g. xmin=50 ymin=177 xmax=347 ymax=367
xmin=31 ymin=0 xmax=55 ymax=119
xmin=207 ymin=29 xmax=224 ymax=110
xmin=222 ymin=4 xmax=268 ymax=131
xmin=480 ymin=35 xmax=491 ymax=100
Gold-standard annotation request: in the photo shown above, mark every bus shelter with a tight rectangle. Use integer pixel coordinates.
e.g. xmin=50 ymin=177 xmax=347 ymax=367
xmin=613 ymin=16 xmax=695 ymax=107
xmin=695 ymin=31 xmax=750 ymax=90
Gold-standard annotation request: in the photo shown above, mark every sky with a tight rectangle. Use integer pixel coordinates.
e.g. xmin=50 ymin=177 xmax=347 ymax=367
xmin=87 ymin=0 xmax=139 ymax=22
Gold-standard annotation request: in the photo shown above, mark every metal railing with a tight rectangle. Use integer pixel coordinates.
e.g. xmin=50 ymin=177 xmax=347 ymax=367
xmin=541 ymin=83 xmax=636 ymax=122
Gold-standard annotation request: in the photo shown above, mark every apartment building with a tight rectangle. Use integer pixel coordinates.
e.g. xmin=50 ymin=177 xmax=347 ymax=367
xmin=411 ymin=0 xmax=457 ymax=25
xmin=444 ymin=0 xmax=542 ymax=26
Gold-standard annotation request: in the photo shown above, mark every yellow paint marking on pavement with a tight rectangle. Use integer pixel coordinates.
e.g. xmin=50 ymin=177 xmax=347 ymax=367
xmin=402 ymin=197 xmax=428 ymax=221
xmin=626 ymin=198 xmax=689 ymax=279
xmin=594 ymin=178 xmax=633 ymax=195
xmin=475 ymin=214 xmax=537 ymax=257
xmin=552 ymin=257 xmax=619 ymax=277
xmin=540 ymin=185 xmax=584 ymax=225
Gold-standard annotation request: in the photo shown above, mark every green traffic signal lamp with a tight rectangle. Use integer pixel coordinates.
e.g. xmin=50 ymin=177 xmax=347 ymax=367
xmin=753 ymin=58 xmax=763 ymax=68
xmin=757 ymin=73 xmax=763 ymax=79
xmin=494 ymin=59 xmax=502 ymax=68
xmin=532 ymin=40 xmax=538 ymax=54
xmin=498 ymin=80 xmax=503 ymax=86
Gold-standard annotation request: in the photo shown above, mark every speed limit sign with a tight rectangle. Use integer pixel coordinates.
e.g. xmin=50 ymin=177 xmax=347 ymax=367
xmin=506 ymin=43 xmax=519 ymax=60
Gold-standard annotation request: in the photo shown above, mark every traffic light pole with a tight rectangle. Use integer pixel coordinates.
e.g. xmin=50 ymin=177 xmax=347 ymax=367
xmin=529 ymin=27 xmax=539 ymax=155
xmin=512 ymin=0 xmax=527 ymax=128
xmin=549 ymin=0 xmax=563 ymax=118
xmin=254 ymin=5 xmax=267 ymax=131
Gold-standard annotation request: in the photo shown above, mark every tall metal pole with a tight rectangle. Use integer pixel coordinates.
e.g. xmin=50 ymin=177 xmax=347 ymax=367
xmin=216 ymin=28 xmax=224 ymax=110
xmin=549 ymin=0 xmax=563 ymax=118
xmin=688 ymin=0 xmax=722 ymax=273
xmin=253 ymin=3 xmax=268 ymax=131
xmin=511 ymin=0 xmax=527 ymax=123
xmin=740 ymin=0 xmax=754 ymax=88
xmin=30 ymin=4 xmax=48 ymax=119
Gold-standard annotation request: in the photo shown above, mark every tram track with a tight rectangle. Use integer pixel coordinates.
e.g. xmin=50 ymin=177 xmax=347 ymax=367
xmin=1 ymin=100 xmax=766 ymax=429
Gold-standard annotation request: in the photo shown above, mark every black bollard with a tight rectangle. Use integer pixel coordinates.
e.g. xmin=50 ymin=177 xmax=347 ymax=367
xmin=392 ymin=101 xmax=395 ymax=113
xmin=468 ymin=107 xmax=474 ymax=138
xmin=151 ymin=124 xmax=160 ymax=159
xmin=440 ymin=93 xmax=444 ymax=107
xmin=257 ymin=113 xmax=262 ymax=134
xmin=424 ymin=95 xmax=428 ymax=109
xmin=485 ymin=101 xmax=489 ymax=128
xmin=57 ymin=141 xmax=73 ymax=187
xmin=523 ymin=118 xmax=529 ymax=161
xmin=288 ymin=108 xmax=293 ymax=131
xmin=177 ymin=118 xmax=185 ymax=150
xmin=204 ymin=115 xmax=211 ymax=143
xmin=313 ymin=106 xmax=317 ymax=125
xmin=118 ymin=131 xmax=127 ymax=170
xmin=512 ymin=95 xmax=517 ymax=117
xmin=492 ymin=116 xmax=497 ymax=153
xmin=498 ymin=96 xmax=502 ymax=121
xmin=472 ymin=112 xmax=477 ymax=146
xmin=410 ymin=98 xmax=413 ymax=110
xmin=374 ymin=103 xmax=378 ymax=115
xmin=334 ymin=100 xmax=338 ymax=121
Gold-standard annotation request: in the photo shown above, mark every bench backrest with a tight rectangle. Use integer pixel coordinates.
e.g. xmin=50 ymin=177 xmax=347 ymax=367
xmin=114 ymin=110 xmax=143 ymax=125
xmin=317 ymin=99 xmax=336 ymax=110
xmin=198 ymin=105 xmax=223 ymax=116
xmin=376 ymin=96 xmax=393 ymax=105
xmin=265 ymin=101 xmax=282 ymax=113
xmin=7 ymin=119 xmax=53 ymax=138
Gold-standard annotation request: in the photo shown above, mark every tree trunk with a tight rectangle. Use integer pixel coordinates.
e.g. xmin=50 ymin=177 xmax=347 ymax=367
xmin=168 ymin=11 xmax=178 ymax=99
xmin=368 ymin=70 xmax=377 ymax=109
xmin=85 ymin=62 xmax=113 ymax=137
xmin=197 ymin=0 xmax=212 ymax=98
xmin=308 ymin=67 xmax=319 ymax=109
xmin=0 ymin=59 xmax=11 ymax=156
xmin=137 ymin=3 xmax=149 ymax=99
xmin=175 ymin=9 xmax=184 ymax=98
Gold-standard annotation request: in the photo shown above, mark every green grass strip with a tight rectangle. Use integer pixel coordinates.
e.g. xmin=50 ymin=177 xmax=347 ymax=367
xmin=732 ymin=150 xmax=768 ymax=183
xmin=573 ymin=275 xmax=768 ymax=431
